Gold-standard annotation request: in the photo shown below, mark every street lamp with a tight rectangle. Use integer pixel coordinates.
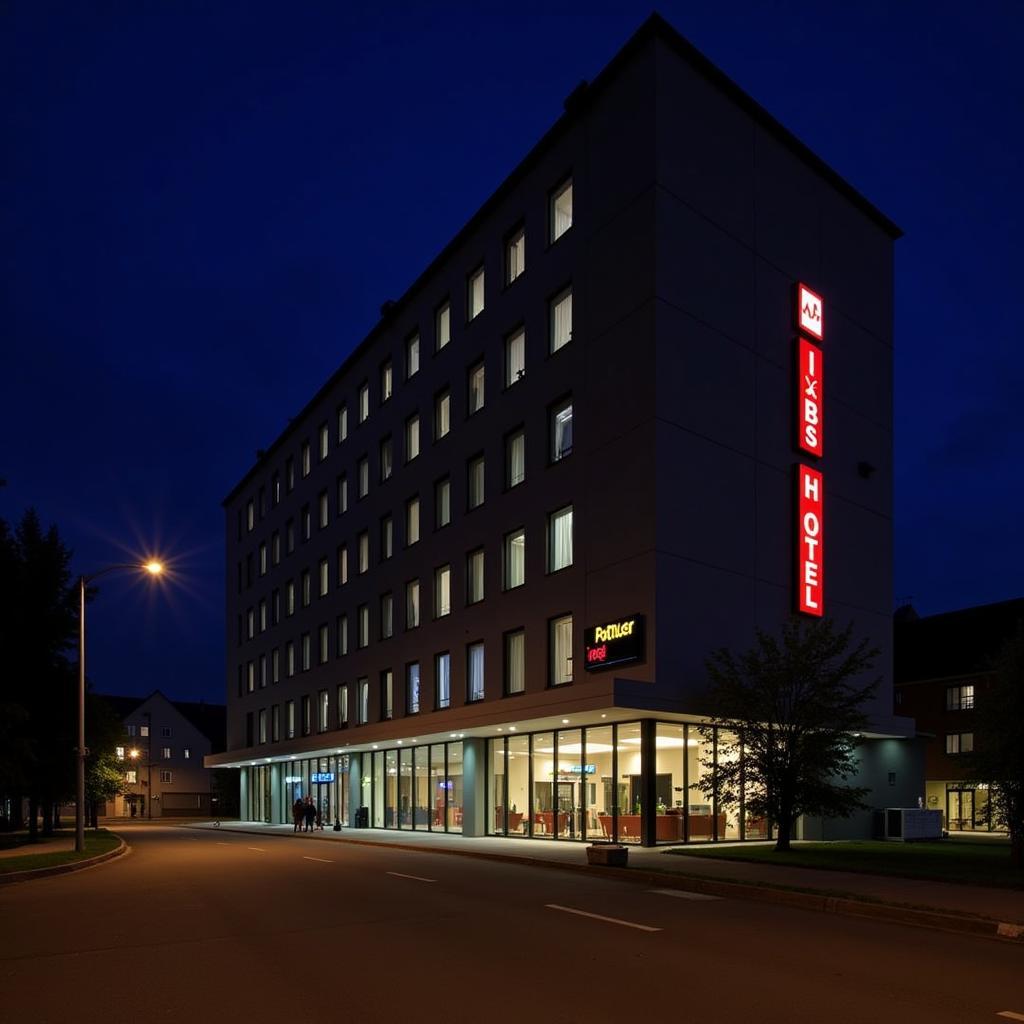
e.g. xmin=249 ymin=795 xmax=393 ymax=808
xmin=76 ymin=561 xmax=164 ymax=853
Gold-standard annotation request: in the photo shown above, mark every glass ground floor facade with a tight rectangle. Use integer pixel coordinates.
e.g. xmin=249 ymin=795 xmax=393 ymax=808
xmin=239 ymin=717 xmax=780 ymax=846
xmin=924 ymin=780 xmax=1006 ymax=832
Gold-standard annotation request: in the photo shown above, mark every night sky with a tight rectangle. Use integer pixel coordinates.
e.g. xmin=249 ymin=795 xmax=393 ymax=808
xmin=3 ymin=3 xmax=1021 ymax=704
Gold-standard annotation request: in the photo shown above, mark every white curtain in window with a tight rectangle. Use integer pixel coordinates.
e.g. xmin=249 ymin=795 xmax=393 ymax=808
xmin=407 ymin=499 xmax=420 ymax=544
xmin=553 ymin=405 xmax=573 ymax=460
xmin=506 ymin=530 xmax=525 ymax=588
xmin=553 ymin=616 xmax=573 ymax=684
xmin=469 ymin=551 xmax=484 ymax=602
xmin=437 ymin=655 xmax=451 ymax=707
xmin=506 ymin=329 xmax=525 ymax=385
xmin=407 ymin=580 xmax=420 ymax=627
xmin=551 ymin=507 xmax=573 ymax=570
xmin=508 ymin=631 xmax=525 ymax=693
xmin=468 ymin=643 xmax=484 ymax=701
xmin=553 ymin=182 xmax=573 ymax=239
xmin=407 ymin=417 xmax=420 ymax=460
xmin=437 ymin=566 xmax=451 ymax=616
xmin=508 ymin=433 xmax=525 ymax=487
xmin=552 ymin=289 xmax=573 ymax=351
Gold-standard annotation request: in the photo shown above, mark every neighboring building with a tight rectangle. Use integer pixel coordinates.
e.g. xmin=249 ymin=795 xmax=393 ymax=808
xmin=894 ymin=599 xmax=1024 ymax=832
xmin=103 ymin=692 xmax=226 ymax=818
xmin=209 ymin=14 xmax=920 ymax=845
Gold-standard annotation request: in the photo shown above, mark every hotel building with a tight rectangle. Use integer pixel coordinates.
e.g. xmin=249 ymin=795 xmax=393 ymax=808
xmin=209 ymin=14 xmax=921 ymax=845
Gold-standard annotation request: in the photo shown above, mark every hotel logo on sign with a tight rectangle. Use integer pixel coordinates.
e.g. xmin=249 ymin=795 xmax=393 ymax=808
xmin=584 ymin=615 xmax=645 ymax=671
xmin=797 ymin=283 xmax=824 ymax=341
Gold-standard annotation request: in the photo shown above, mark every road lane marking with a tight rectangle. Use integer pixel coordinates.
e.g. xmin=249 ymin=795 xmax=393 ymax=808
xmin=246 ymin=847 xmax=266 ymax=852
xmin=215 ymin=842 xmax=231 ymax=846
xmin=545 ymin=904 xmax=661 ymax=932
xmin=302 ymin=856 xmax=334 ymax=863
xmin=647 ymin=888 xmax=721 ymax=901
xmin=386 ymin=871 xmax=436 ymax=883
xmin=997 ymin=1013 xmax=1024 ymax=1021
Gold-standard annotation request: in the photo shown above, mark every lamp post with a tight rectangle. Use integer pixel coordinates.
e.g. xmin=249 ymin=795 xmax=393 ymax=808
xmin=76 ymin=560 xmax=163 ymax=853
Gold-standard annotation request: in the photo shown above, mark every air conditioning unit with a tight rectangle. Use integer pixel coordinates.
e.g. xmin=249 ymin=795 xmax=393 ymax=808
xmin=884 ymin=808 xmax=942 ymax=841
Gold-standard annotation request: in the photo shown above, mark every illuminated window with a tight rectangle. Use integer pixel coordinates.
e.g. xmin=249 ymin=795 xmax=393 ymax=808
xmin=468 ymin=361 xmax=485 ymax=414
xmin=358 ymin=531 xmax=369 ymax=573
xmin=381 ymin=670 xmax=393 ymax=720
xmin=506 ymin=429 xmax=525 ymax=488
xmin=285 ymin=457 xmax=295 ymax=493
xmin=259 ymin=600 xmax=266 ymax=632
xmin=407 ymin=663 xmax=420 ymax=714
xmin=945 ymin=733 xmax=974 ymax=755
xmin=435 ymin=389 xmax=451 ymax=439
xmin=318 ymin=558 xmax=329 ymax=597
xmin=436 ymin=301 xmax=450 ymax=351
xmin=468 ymin=266 xmax=485 ymax=320
xmin=551 ymin=398 xmax=573 ymax=462
xmin=406 ymin=496 xmax=420 ymax=546
xmin=503 ymin=528 xmax=525 ymax=590
xmin=159 ymin=770 xmax=172 ymax=784
xmin=259 ymin=543 xmax=267 ymax=576
xmin=405 ymin=414 xmax=420 ymax=462
xmin=467 ymin=642 xmax=485 ymax=702
xmin=380 ymin=435 xmax=393 ymax=481
xmin=406 ymin=579 xmax=420 ymax=629
xmin=358 ymin=604 xmax=369 ymax=649
xmin=184 ymin=746 xmax=191 ymax=759
xmin=338 ymin=684 xmax=349 ymax=727
xmin=271 ymin=648 xmax=280 ymax=683
xmin=301 ymin=569 xmax=311 ymax=607
xmin=548 ymin=506 xmax=573 ymax=572
xmin=115 ymin=746 xmax=125 ymax=760
xmin=337 ymin=544 xmax=348 ymax=585
xmin=272 ymin=473 xmax=280 ymax=506
xmin=319 ymin=422 xmax=329 ymax=461
xmin=246 ymin=500 xmax=254 ymax=532
xmin=434 ymin=565 xmax=451 ymax=618
xmin=550 ymin=178 xmax=573 ymax=242
xmin=337 ymin=474 xmax=348 ymax=514
xmin=319 ymin=624 xmax=329 ymax=664
xmin=301 ymin=441 xmax=311 ymax=478
xmin=381 ymin=515 xmax=393 ymax=560
xmin=319 ymin=490 xmax=329 ymax=528
xmin=436 ymin=653 xmax=451 ymax=709
xmin=358 ymin=382 xmax=370 ymax=423
xmin=435 ymin=477 xmax=451 ymax=528
xmin=318 ymin=689 xmax=329 ymax=731
xmin=336 ymin=615 xmax=348 ymax=657
xmin=357 ymin=678 xmax=369 ymax=724
xmin=505 ymin=327 xmax=525 ymax=387
xmin=406 ymin=333 xmax=420 ymax=378
xmin=467 ymin=455 xmax=485 ymax=510
xmin=161 ymin=746 xmax=172 ymax=759
xmin=467 ymin=548 xmax=484 ymax=605
xmin=126 ymin=770 xmax=138 ymax=784
xmin=337 ymin=403 xmax=348 ymax=443
xmin=301 ymin=695 xmax=311 ymax=735
xmin=286 ymin=699 xmax=296 ymax=739
xmin=286 ymin=641 xmax=295 ymax=678
xmin=505 ymin=629 xmax=525 ymax=695
xmin=946 ymin=684 xmax=975 ymax=711
xmin=550 ymin=286 xmax=573 ymax=352
xmin=506 ymin=227 xmax=525 ymax=284
xmin=301 ymin=632 xmax=310 ymax=672
xmin=258 ymin=712 xmax=267 ymax=744
xmin=358 ymin=456 xmax=369 ymax=498
xmin=380 ymin=592 xmax=394 ymax=639
xmin=550 ymin=615 xmax=573 ymax=685
xmin=271 ymin=708 xmax=279 ymax=743
xmin=381 ymin=360 xmax=393 ymax=403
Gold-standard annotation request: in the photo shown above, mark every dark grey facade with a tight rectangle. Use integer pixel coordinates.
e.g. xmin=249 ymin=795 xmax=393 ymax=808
xmin=211 ymin=15 xmax=917 ymax=844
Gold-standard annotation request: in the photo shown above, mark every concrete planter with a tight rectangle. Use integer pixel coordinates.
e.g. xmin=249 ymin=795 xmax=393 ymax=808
xmin=586 ymin=843 xmax=629 ymax=867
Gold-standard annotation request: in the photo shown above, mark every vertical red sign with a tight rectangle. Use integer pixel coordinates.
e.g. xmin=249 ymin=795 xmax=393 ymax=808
xmin=798 ymin=337 xmax=823 ymax=457
xmin=797 ymin=465 xmax=824 ymax=616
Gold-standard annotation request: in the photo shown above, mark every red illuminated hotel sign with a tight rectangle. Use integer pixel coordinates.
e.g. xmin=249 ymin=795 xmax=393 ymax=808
xmin=798 ymin=337 xmax=823 ymax=457
xmin=584 ymin=615 xmax=645 ymax=671
xmin=797 ymin=465 xmax=824 ymax=615
xmin=794 ymin=283 xmax=824 ymax=616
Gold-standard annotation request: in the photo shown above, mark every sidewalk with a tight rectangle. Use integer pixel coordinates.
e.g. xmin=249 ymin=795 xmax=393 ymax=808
xmin=187 ymin=821 xmax=1024 ymax=930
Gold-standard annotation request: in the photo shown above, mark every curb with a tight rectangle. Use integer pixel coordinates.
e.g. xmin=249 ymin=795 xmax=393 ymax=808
xmin=181 ymin=824 xmax=1024 ymax=943
xmin=0 ymin=835 xmax=128 ymax=885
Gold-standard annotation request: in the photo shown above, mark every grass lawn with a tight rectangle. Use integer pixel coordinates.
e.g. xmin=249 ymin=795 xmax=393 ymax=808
xmin=0 ymin=829 xmax=121 ymax=875
xmin=665 ymin=839 xmax=1024 ymax=888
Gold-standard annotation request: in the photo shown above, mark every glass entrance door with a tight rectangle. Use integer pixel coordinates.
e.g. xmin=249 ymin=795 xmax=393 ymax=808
xmin=947 ymin=789 xmax=974 ymax=831
xmin=556 ymin=782 xmax=579 ymax=839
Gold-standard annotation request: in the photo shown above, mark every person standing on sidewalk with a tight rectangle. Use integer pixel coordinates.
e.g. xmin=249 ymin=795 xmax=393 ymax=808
xmin=292 ymin=798 xmax=304 ymax=833
xmin=304 ymin=796 xmax=316 ymax=832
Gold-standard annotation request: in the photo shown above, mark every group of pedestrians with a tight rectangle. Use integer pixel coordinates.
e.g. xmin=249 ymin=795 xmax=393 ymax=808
xmin=292 ymin=795 xmax=323 ymax=832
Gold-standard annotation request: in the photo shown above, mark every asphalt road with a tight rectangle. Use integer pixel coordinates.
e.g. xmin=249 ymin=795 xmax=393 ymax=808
xmin=1 ymin=825 xmax=1022 ymax=1023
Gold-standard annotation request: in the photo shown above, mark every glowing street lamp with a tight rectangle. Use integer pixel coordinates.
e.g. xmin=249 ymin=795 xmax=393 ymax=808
xmin=76 ymin=560 xmax=164 ymax=853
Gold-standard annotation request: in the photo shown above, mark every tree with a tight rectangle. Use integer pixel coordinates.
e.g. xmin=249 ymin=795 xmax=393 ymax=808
xmin=699 ymin=617 xmax=879 ymax=851
xmin=0 ymin=509 xmax=80 ymax=837
xmin=967 ymin=628 xmax=1024 ymax=868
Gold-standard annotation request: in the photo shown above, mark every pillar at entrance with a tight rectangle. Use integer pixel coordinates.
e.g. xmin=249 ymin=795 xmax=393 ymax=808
xmin=461 ymin=738 xmax=486 ymax=837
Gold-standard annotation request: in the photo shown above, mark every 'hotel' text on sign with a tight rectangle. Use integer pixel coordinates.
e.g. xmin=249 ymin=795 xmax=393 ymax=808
xmin=797 ymin=465 xmax=824 ymax=616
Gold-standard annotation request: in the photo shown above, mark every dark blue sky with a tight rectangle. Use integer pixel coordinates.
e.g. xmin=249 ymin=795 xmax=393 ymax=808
xmin=3 ymin=3 xmax=1021 ymax=703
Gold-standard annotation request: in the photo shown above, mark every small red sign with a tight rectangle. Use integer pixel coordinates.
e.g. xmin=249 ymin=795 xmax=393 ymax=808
xmin=798 ymin=337 xmax=823 ymax=457
xmin=797 ymin=465 xmax=824 ymax=616
xmin=797 ymin=283 xmax=824 ymax=341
